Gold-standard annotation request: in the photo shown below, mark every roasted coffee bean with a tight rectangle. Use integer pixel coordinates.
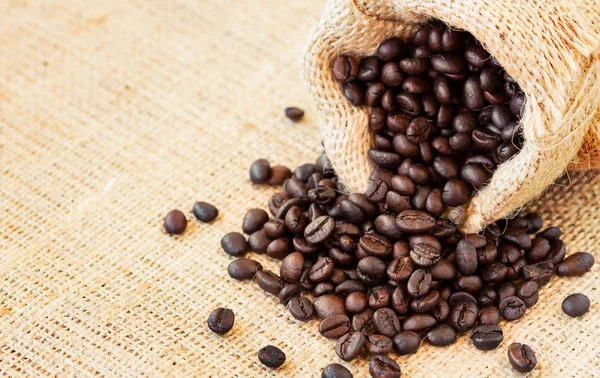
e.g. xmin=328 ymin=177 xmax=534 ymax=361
xmin=411 ymin=290 xmax=440 ymax=313
xmin=242 ymin=208 xmax=269 ymax=234
xmin=501 ymin=228 xmax=532 ymax=250
xmin=280 ymin=252 xmax=305 ymax=283
xmin=248 ymin=230 xmax=272 ymax=254
xmin=402 ymin=314 xmax=437 ymax=332
xmin=365 ymin=334 xmax=393 ymax=355
xmin=471 ymin=325 xmax=503 ymax=350
xmin=284 ymin=206 xmax=308 ymax=235
xmin=499 ymin=296 xmax=526 ymax=321
xmin=266 ymin=237 xmax=291 ymax=260
xmin=381 ymin=62 xmax=404 ymax=87
xmin=305 ymin=216 xmax=336 ymax=244
xmin=279 ymin=284 xmax=301 ymax=305
xmin=556 ymin=252 xmax=594 ymax=277
xmin=357 ymin=256 xmax=387 ymax=285
xmin=320 ymin=314 xmax=351 ymax=338
xmin=207 ymin=307 xmax=234 ymax=335
xmin=331 ymin=269 xmax=347 ymax=285
xmin=463 ymin=75 xmax=485 ymax=110
xmin=377 ymin=37 xmax=409 ymax=61
xmin=268 ymin=192 xmax=287 ymax=216
xmin=372 ymin=307 xmax=401 ymax=337
xmin=322 ymin=364 xmax=353 ymax=378
xmin=456 ymin=275 xmax=483 ymax=294
xmin=496 ymin=282 xmax=518 ymax=304
xmin=456 ymin=239 xmax=478 ymax=275
xmin=221 ymin=232 xmax=248 ymax=257
xmin=520 ymin=261 xmax=554 ymax=286
xmin=228 ymin=258 xmax=262 ymax=280
xmin=405 ymin=117 xmax=432 ymax=144
xmin=266 ymin=165 xmax=292 ymax=186
xmin=387 ymin=256 xmax=414 ymax=282
xmin=507 ymin=343 xmax=537 ymax=373
xmin=333 ymin=55 xmax=358 ymax=83
xmin=425 ymin=324 xmax=457 ymax=347
xmin=360 ymin=234 xmax=393 ymax=258
xmin=479 ymin=306 xmax=501 ymax=325
xmin=351 ymin=309 xmax=376 ymax=335
xmin=387 ymin=112 xmax=410 ymax=133
xmin=517 ymin=281 xmax=539 ymax=308
xmin=255 ymin=270 xmax=285 ymax=295
xmin=368 ymin=287 xmax=391 ymax=309
xmin=400 ymin=58 xmax=429 ymax=75
xmin=192 ymin=201 xmax=218 ymax=222
xmin=431 ymin=54 xmax=466 ymax=74
xmin=258 ymin=345 xmax=286 ymax=368
xmin=396 ymin=92 xmax=422 ymax=116
xmin=409 ymin=235 xmax=441 ymax=267
xmin=249 ymin=159 xmax=272 ymax=184
xmin=287 ymin=296 xmax=315 ymax=321
xmin=432 ymin=299 xmax=450 ymax=322
xmin=348 ymin=193 xmax=378 ymax=218
xmin=450 ymin=301 xmax=478 ymax=332
xmin=396 ymin=210 xmax=435 ymax=233
xmin=477 ymin=241 xmax=498 ymax=265
xmin=546 ymin=240 xmax=567 ymax=265
xmin=369 ymin=355 xmax=401 ymax=378
xmin=407 ymin=269 xmax=432 ymax=298
xmin=314 ymin=294 xmax=348 ymax=319
xmin=442 ymin=179 xmax=470 ymax=206
xmin=562 ymin=293 xmax=590 ymax=317
xmin=285 ymin=107 xmax=304 ymax=121
xmin=275 ymin=197 xmax=307 ymax=219
xmin=393 ymin=134 xmax=419 ymax=158
xmin=346 ymin=292 xmax=368 ymax=313
xmin=448 ymin=292 xmax=477 ymax=307
xmin=497 ymin=244 xmax=521 ymax=264
xmin=481 ymin=262 xmax=507 ymax=284
xmin=390 ymin=286 xmax=410 ymax=315
xmin=335 ymin=332 xmax=366 ymax=361
xmin=430 ymin=259 xmax=456 ymax=280
xmin=537 ymin=226 xmax=562 ymax=241
xmin=368 ymin=149 xmax=402 ymax=168
xmin=283 ymin=178 xmax=308 ymax=198
xmin=393 ymin=331 xmax=421 ymax=355
xmin=164 ymin=209 xmax=187 ymax=235
xmin=310 ymin=257 xmax=335 ymax=283
xmin=357 ymin=56 xmax=382 ymax=82
xmin=343 ymin=81 xmax=365 ymax=106
xmin=336 ymin=280 xmax=368 ymax=298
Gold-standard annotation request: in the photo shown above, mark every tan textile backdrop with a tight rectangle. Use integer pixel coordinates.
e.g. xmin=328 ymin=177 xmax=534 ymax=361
xmin=0 ymin=0 xmax=598 ymax=377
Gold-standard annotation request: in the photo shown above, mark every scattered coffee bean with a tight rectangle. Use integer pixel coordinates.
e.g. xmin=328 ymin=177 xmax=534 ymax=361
xmin=322 ymin=363 xmax=353 ymax=378
xmin=393 ymin=331 xmax=421 ymax=355
xmin=228 ymin=258 xmax=262 ymax=280
xmin=556 ymin=252 xmax=594 ymax=277
xmin=164 ymin=209 xmax=187 ymax=235
xmin=207 ymin=307 xmax=234 ymax=335
xmin=365 ymin=334 xmax=393 ymax=355
xmin=499 ymin=296 xmax=526 ymax=321
xmin=335 ymin=332 xmax=366 ymax=361
xmin=258 ymin=345 xmax=286 ymax=368
xmin=288 ymin=296 xmax=315 ymax=321
xmin=250 ymin=159 xmax=271 ymax=184
xmin=562 ymin=293 xmax=590 ymax=317
xmin=221 ymin=232 xmax=248 ymax=257
xmin=320 ymin=314 xmax=351 ymax=338
xmin=507 ymin=343 xmax=537 ymax=373
xmin=425 ymin=324 xmax=457 ymax=346
xmin=369 ymin=355 xmax=401 ymax=378
xmin=314 ymin=294 xmax=347 ymax=319
xmin=192 ymin=201 xmax=218 ymax=222
xmin=255 ymin=270 xmax=285 ymax=295
xmin=471 ymin=325 xmax=503 ymax=350
xmin=285 ymin=107 xmax=304 ymax=121
xmin=266 ymin=165 xmax=292 ymax=186
xmin=242 ymin=208 xmax=269 ymax=234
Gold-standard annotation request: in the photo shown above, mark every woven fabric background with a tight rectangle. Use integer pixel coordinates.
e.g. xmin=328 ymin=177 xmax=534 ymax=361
xmin=0 ymin=1 xmax=598 ymax=377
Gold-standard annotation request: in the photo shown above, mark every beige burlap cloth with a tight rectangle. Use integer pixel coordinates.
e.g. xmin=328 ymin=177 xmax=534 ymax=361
xmin=303 ymin=0 xmax=600 ymax=233
xmin=0 ymin=0 xmax=598 ymax=377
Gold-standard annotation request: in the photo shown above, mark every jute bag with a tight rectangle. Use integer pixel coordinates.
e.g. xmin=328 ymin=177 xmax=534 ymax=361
xmin=303 ymin=0 xmax=600 ymax=233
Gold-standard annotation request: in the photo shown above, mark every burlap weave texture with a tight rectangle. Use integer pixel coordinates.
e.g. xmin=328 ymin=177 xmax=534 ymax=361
xmin=0 ymin=0 xmax=598 ymax=377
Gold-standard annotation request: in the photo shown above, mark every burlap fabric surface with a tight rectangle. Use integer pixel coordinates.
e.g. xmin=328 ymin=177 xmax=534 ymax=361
xmin=0 ymin=1 xmax=598 ymax=377
xmin=303 ymin=0 xmax=600 ymax=233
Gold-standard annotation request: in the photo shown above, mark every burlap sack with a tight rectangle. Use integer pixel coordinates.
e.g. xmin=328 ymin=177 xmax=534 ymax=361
xmin=303 ymin=0 xmax=600 ymax=233
xmin=1 ymin=1 xmax=599 ymax=377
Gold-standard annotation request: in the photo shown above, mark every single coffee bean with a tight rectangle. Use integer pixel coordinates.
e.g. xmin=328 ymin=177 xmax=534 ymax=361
xmin=250 ymin=159 xmax=271 ymax=184
xmin=279 ymin=284 xmax=301 ymax=305
xmin=396 ymin=210 xmax=435 ymax=233
xmin=450 ymin=301 xmax=478 ymax=332
xmin=266 ymin=165 xmax=292 ymax=186
xmin=228 ymin=258 xmax=262 ymax=280
xmin=430 ymin=259 xmax=456 ymax=280
xmin=287 ymin=296 xmax=315 ymax=321
xmin=258 ymin=345 xmax=286 ymax=368
xmin=285 ymin=107 xmax=304 ymax=121
xmin=322 ymin=363 xmax=353 ymax=378
xmin=333 ymin=55 xmax=359 ymax=83
xmin=207 ymin=307 xmax=235 ymax=335
xmin=314 ymin=294 xmax=348 ymax=319
xmin=314 ymin=282 xmax=336 ymax=297
xmin=409 ymin=235 xmax=441 ymax=268
xmin=562 ymin=293 xmax=590 ymax=317
xmin=546 ymin=240 xmax=567 ymax=265
xmin=400 ymin=58 xmax=429 ymax=75
xmin=360 ymin=234 xmax=392 ymax=258
xmin=556 ymin=252 xmax=594 ymax=277
xmin=386 ymin=256 xmax=414 ymax=282
xmin=517 ymin=281 xmax=539 ymax=308
xmin=343 ymin=81 xmax=365 ymax=106
xmin=507 ymin=343 xmax=537 ymax=373
xmin=396 ymin=92 xmax=422 ymax=117
xmin=478 ymin=289 xmax=497 ymax=309
xmin=448 ymin=292 xmax=477 ymax=307
xmin=242 ymin=208 xmax=269 ymax=234
xmin=247 ymin=229 xmax=271 ymax=254
xmin=266 ymin=237 xmax=291 ymax=260
xmin=520 ymin=261 xmax=554 ymax=286
xmin=369 ymin=355 xmax=401 ymax=378
xmin=411 ymin=290 xmax=440 ymax=313
xmin=368 ymin=287 xmax=391 ymax=309
xmin=255 ymin=270 xmax=285 ymax=295
xmin=381 ymin=62 xmax=404 ymax=87
xmin=402 ymin=314 xmax=437 ymax=332
xmin=320 ymin=314 xmax=351 ymax=338
xmin=442 ymin=179 xmax=470 ymax=206
xmin=164 ymin=209 xmax=187 ymax=235
xmin=496 ymin=282 xmax=518 ymax=304
xmin=372 ymin=308 xmax=401 ymax=338
xmin=283 ymin=178 xmax=309 ymax=198
xmin=471 ymin=325 xmax=503 ymax=350
xmin=305 ymin=216 xmax=336 ymax=244
xmin=310 ymin=257 xmax=335 ymax=283
xmin=481 ymin=262 xmax=507 ymax=284
xmin=501 ymin=228 xmax=532 ymax=250
xmin=365 ymin=334 xmax=393 ymax=355
xmin=280 ymin=252 xmax=304 ymax=283
xmin=406 ymin=117 xmax=431 ymax=144
xmin=221 ymin=232 xmax=248 ymax=257
xmin=407 ymin=269 xmax=432 ymax=298
xmin=335 ymin=332 xmax=366 ymax=361
xmin=192 ymin=201 xmax=218 ymax=222
xmin=456 ymin=275 xmax=483 ymax=294
xmin=456 ymin=239 xmax=478 ymax=275
xmin=425 ymin=324 xmax=457 ymax=347
xmin=479 ymin=306 xmax=501 ymax=325
xmin=377 ymin=37 xmax=408 ymax=61
xmin=336 ymin=280 xmax=368 ymax=298
xmin=346 ymin=292 xmax=368 ymax=313
xmin=432 ymin=299 xmax=450 ymax=322
xmin=357 ymin=256 xmax=387 ymax=286
xmin=499 ymin=296 xmax=526 ymax=321
xmin=393 ymin=331 xmax=421 ymax=355
xmin=431 ymin=54 xmax=466 ymax=74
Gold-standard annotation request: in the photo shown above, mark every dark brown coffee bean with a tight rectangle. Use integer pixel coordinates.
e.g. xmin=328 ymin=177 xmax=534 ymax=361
xmin=268 ymin=192 xmax=287 ymax=216
xmin=501 ymin=228 xmax=532 ymax=249
xmin=285 ymin=107 xmax=304 ymax=121
xmin=381 ymin=62 xmax=404 ymax=87
xmin=266 ymin=237 xmax=291 ymax=260
xmin=386 ymin=257 xmax=414 ymax=282
xmin=392 ymin=134 xmax=419 ymax=158
xmin=431 ymin=54 xmax=466 ymax=74
xmin=377 ymin=37 xmax=408 ymax=61
xmin=372 ymin=308 xmax=401 ymax=337
xmin=357 ymin=256 xmax=387 ymax=285
xmin=411 ymin=290 xmax=440 ymax=313
xmin=456 ymin=239 xmax=478 ymax=275
xmin=346 ymin=292 xmax=368 ymax=313
xmin=456 ymin=275 xmax=483 ymax=294
xmin=386 ymin=112 xmax=410 ymax=133
xmin=320 ymin=314 xmax=351 ymax=338
xmin=400 ymin=58 xmax=429 ymax=75
xmin=193 ymin=201 xmax=218 ymax=222
xmin=246 ymin=229 xmax=270 ymax=254
xmin=365 ymin=334 xmax=393 ymax=355
xmin=562 ymin=293 xmax=590 ymax=317
xmin=255 ymin=270 xmax=285 ymax=295
xmin=250 ymin=159 xmax=272 ymax=184
xmin=496 ymin=282 xmax=518 ymax=304
xmin=360 ymin=234 xmax=392 ymax=258
xmin=266 ymin=165 xmax=292 ymax=186
xmin=426 ymin=324 xmax=457 ymax=347
xmin=402 ymin=314 xmax=437 ymax=332
xmin=310 ymin=257 xmax=335 ymax=283
xmin=517 ymin=281 xmax=539 ymax=308
xmin=381 ymin=89 xmax=398 ymax=112
xmin=396 ymin=92 xmax=422 ymax=116
xmin=405 ymin=117 xmax=432 ymax=144
xmin=333 ymin=55 xmax=358 ymax=83
xmin=464 ymin=44 xmax=490 ymax=68
xmin=442 ymin=179 xmax=470 ymax=206
xmin=396 ymin=210 xmax=435 ymax=233
xmin=499 ymin=296 xmax=526 ymax=320
xmin=471 ymin=325 xmax=503 ymax=350
xmin=463 ymin=74 xmax=485 ymax=110
xmin=357 ymin=56 xmax=382 ymax=82
xmin=279 ymin=284 xmax=301 ymax=304
xmin=520 ymin=261 xmax=554 ymax=286
xmin=403 ymin=75 xmax=432 ymax=94
xmin=479 ymin=306 xmax=501 ymax=325
xmin=480 ymin=68 xmax=502 ymax=92
xmin=369 ymin=355 xmax=401 ymax=378
xmin=221 ymin=232 xmax=248 ymax=257
xmin=322 ymin=364 xmax=353 ymax=378
xmin=409 ymin=235 xmax=441 ymax=268
xmin=343 ymin=81 xmax=365 ymax=106
xmin=408 ymin=164 xmax=431 ymax=186
xmin=228 ymin=258 xmax=262 ymax=280
xmin=164 ymin=209 xmax=187 ymax=235
xmin=207 ymin=307 xmax=235 ymax=335
xmin=258 ymin=345 xmax=286 ymax=368
xmin=314 ymin=294 xmax=347 ymax=319
xmin=283 ymin=177 xmax=308 ymax=198
xmin=431 ymin=299 xmax=450 ymax=322
xmin=556 ymin=252 xmax=594 ymax=277
xmin=508 ymin=343 xmax=537 ymax=373
xmin=368 ymin=149 xmax=402 ymax=168
xmin=280 ymin=252 xmax=305 ymax=283
xmin=391 ymin=286 xmax=410 ymax=315
xmin=335 ymin=332 xmax=366 ymax=361
xmin=450 ymin=301 xmax=478 ymax=331
xmin=242 ymin=208 xmax=269 ymax=234
xmin=336 ymin=280 xmax=368 ymax=298
xmin=393 ymin=331 xmax=421 ymax=355
xmin=305 ymin=216 xmax=335 ymax=245
xmin=287 ymin=296 xmax=315 ymax=321
xmin=481 ymin=262 xmax=507 ymax=284
xmin=430 ymin=259 xmax=456 ymax=280
xmin=407 ymin=269 xmax=432 ymax=298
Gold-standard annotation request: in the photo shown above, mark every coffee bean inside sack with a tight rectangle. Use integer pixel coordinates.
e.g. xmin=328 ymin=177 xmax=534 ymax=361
xmin=214 ymin=20 xmax=595 ymax=374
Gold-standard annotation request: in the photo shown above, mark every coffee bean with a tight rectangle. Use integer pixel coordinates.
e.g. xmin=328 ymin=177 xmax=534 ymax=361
xmin=402 ymin=314 xmax=437 ymax=332
xmin=479 ymin=306 xmax=501 ymax=325
xmin=546 ymin=240 xmax=567 ymax=265
xmin=192 ymin=201 xmax=218 ymax=222
xmin=333 ymin=56 xmax=358 ymax=83
xmin=314 ymin=282 xmax=335 ymax=297
xmin=520 ymin=261 xmax=554 ymax=286
xmin=391 ymin=286 xmax=410 ymax=315
xmin=266 ymin=237 xmax=291 ymax=260
xmin=377 ymin=37 xmax=408 ymax=61
xmin=430 ymin=259 xmax=456 ymax=280
xmin=248 ymin=230 xmax=271 ymax=254
xmin=496 ymin=282 xmax=518 ymax=304
xmin=562 ymin=293 xmax=590 ymax=317
xmin=442 ymin=179 xmax=470 ymax=206
xmin=381 ymin=62 xmax=404 ymax=87
xmin=268 ymin=192 xmax=287 ymax=216
xmin=411 ymin=290 xmax=440 ymax=313
xmin=409 ymin=235 xmax=441 ymax=267
xmin=396 ymin=210 xmax=435 ymax=233
xmin=481 ymin=262 xmax=507 ymax=284
xmin=250 ymin=159 xmax=271 ymax=184
xmin=463 ymin=75 xmax=485 ymax=110
xmin=406 ymin=117 xmax=431 ymax=144
xmin=285 ymin=107 xmax=304 ymax=121
xmin=471 ymin=325 xmax=503 ymax=350
xmin=450 ymin=301 xmax=478 ymax=332
xmin=499 ymin=295 xmax=526 ymax=321
xmin=221 ymin=232 xmax=248 ymax=257
xmin=368 ymin=287 xmax=391 ymax=309
xmin=425 ymin=324 xmax=457 ymax=347
xmin=400 ymin=58 xmax=429 ymax=75
xmin=207 ymin=307 xmax=235 ymax=335
xmin=407 ymin=269 xmax=432 ymax=298
xmin=322 ymin=364 xmax=353 ymax=378
xmin=357 ymin=256 xmax=387 ymax=285
xmin=456 ymin=239 xmax=478 ymax=275
xmin=164 ymin=210 xmax=187 ymax=235
xmin=363 ymin=334 xmax=393 ymax=355
xmin=372 ymin=308 xmax=401 ymax=337
xmin=369 ymin=355 xmax=401 ymax=378
xmin=343 ymin=81 xmax=365 ymax=106
xmin=320 ymin=314 xmax=351 ymax=338
xmin=464 ymin=44 xmax=490 ymax=68
xmin=360 ymin=234 xmax=392 ymax=258
xmin=280 ymin=252 xmax=305 ymax=283
xmin=456 ymin=275 xmax=483 ymax=294
xmin=287 ymin=296 xmax=315 ymax=320
xmin=305 ymin=216 xmax=336 ymax=244
xmin=335 ymin=332 xmax=366 ymax=361
xmin=278 ymin=284 xmax=301 ymax=305
xmin=393 ymin=134 xmax=419 ymax=158
xmin=556 ymin=252 xmax=594 ymax=277
xmin=283 ymin=177 xmax=308 ymax=198
xmin=507 ymin=343 xmax=537 ymax=373
xmin=255 ymin=270 xmax=285 ymax=295
xmin=258 ymin=345 xmax=286 ymax=368
xmin=242 ymin=208 xmax=269 ymax=234
xmin=386 ymin=191 xmax=412 ymax=214
xmin=386 ymin=256 xmax=414 ymax=282
xmin=336 ymin=280 xmax=368 ymax=298
xmin=346 ymin=292 xmax=368 ymax=313
xmin=448 ymin=292 xmax=477 ymax=307
xmin=228 ymin=258 xmax=262 ymax=280
xmin=393 ymin=331 xmax=421 ymax=355
xmin=314 ymin=294 xmax=347 ymax=319
xmin=266 ymin=165 xmax=292 ymax=186
xmin=517 ymin=281 xmax=539 ymax=308
xmin=310 ymin=257 xmax=335 ymax=282
xmin=396 ymin=92 xmax=422 ymax=116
